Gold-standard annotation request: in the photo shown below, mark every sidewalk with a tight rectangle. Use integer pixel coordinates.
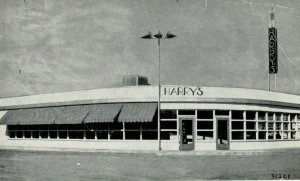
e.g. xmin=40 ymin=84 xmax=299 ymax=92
xmin=1 ymin=146 xmax=299 ymax=156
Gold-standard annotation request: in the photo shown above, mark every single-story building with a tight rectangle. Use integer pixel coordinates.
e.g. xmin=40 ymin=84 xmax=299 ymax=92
xmin=0 ymin=81 xmax=300 ymax=151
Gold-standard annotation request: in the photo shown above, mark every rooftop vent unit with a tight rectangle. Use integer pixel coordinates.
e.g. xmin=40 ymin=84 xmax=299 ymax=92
xmin=122 ymin=75 xmax=150 ymax=86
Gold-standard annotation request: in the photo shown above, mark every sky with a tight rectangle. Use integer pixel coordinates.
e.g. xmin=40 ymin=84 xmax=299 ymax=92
xmin=0 ymin=0 xmax=300 ymax=98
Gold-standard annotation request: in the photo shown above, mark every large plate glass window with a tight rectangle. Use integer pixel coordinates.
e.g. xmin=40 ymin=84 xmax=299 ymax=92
xmin=197 ymin=110 xmax=213 ymax=140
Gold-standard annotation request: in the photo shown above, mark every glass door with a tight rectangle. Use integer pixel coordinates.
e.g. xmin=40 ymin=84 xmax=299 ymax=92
xmin=179 ymin=118 xmax=194 ymax=151
xmin=216 ymin=119 xmax=230 ymax=150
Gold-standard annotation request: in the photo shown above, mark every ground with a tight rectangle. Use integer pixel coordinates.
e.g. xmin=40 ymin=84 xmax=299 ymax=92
xmin=0 ymin=149 xmax=299 ymax=180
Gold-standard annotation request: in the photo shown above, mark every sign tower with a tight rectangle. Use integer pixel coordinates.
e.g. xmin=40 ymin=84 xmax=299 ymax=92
xmin=268 ymin=7 xmax=278 ymax=91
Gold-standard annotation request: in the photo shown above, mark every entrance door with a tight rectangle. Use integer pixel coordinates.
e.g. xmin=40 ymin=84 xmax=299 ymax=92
xmin=179 ymin=118 xmax=194 ymax=151
xmin=216 ymin=119 xmax=229 ymax=150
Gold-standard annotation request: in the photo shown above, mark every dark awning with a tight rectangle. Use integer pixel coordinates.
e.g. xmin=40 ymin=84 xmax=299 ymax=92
xmin=54 ymin=105 xmax=89 ymax=124
xmin=0 ymin=103 xmax=124 ymax=125
xmin=118 ymin=103 xmax=157 ymax=122
xmin=84 ymin=104 xmax=122 ymax=123
xmin=0 ymin=107 xmax=65 ymax=125
xmin=0 ymin=109 xmax=20 ymax=125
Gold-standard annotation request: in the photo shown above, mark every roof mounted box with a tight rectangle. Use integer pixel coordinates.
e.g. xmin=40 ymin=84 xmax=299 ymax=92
xmin=122 ymin=75 xmax=150 ymax=86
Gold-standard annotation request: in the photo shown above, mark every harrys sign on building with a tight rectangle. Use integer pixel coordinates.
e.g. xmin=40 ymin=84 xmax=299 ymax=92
xmin=0 ymin=75 xmax=300 ymax=151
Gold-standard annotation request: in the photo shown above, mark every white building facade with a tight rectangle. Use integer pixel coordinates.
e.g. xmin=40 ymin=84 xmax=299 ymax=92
xmin=0 ymin=85 xmax=300 ymax=151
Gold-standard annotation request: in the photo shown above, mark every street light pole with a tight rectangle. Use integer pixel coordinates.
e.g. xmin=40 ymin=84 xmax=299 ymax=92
xmin=158 ymin=37 xmax=161 ymax=150
xmin=141 ymin=31 xmax=176 ymax=151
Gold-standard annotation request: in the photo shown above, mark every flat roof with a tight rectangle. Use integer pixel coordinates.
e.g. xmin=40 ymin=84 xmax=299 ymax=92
xmin=0 ymin=85 xmax=300 ymax=110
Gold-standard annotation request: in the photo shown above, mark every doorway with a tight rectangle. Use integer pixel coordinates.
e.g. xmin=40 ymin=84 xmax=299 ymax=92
xmin=216 ymin=119 xmax=229 ymax=150
xmin=179 ymin=118 xmax=194 ymax=151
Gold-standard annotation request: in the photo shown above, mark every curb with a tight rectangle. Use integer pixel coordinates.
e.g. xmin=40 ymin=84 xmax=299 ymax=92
xmin=1 ymin=146 xmax=299 ymax=156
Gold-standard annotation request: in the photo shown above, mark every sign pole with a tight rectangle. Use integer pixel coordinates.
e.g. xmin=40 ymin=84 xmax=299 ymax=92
xmin=268 ymin=73 xmax=271 ymax=91
xmin=275 ymin=74 xmax=277 ymax=91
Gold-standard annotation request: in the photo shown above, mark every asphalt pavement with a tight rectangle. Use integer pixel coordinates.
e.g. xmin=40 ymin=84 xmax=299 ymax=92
xmin=0 ymin=148 xmax=299 ymax=180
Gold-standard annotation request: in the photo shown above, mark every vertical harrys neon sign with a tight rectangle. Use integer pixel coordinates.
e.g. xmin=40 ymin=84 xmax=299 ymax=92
xmin=269 ymin=8 xmax=278 ymax=74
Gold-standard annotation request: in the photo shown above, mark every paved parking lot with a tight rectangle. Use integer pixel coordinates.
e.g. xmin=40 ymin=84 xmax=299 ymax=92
xmin=0 ymin=149 xmax=299 ymax=180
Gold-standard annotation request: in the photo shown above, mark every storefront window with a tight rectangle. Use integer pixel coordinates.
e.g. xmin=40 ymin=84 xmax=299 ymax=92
xmin=268 ymin=123 xmax=274 ymax=130
xmin=110 ymin=131 xmax=123 ymax=140
xmin=258 ymin=112 xmax=266 ymax=120
xmin=246 ymin=122 xmax=256 ymax=130
xmin=231 ymin=121 xmax=244 ymax=130
xmin=290 ymin=114 xmax=296 ymax=122
xmin=258 ymin=131 xmax=266 ymax=139
xmin=246 ymin=131 xmax=256 ymax=140
xmin=268 ymin=113 xmax=274 ymax=121
xmin=32 ymin=131 xmax=39 ymax=138
xmin=125 ymin=131 xmax=140 ymax=140
xmin=69 ymin=131 xmax=84 ymax=139
xmin=142 ymin=131 xmax=157 ymax=140
xmin=283 ymin=114 xmax=288 ymax=121
xmin=49 ymin=131 xmax=58 ymax=139
xmin=291 ymin=131 xmax=296 ymax=139
xmin=142 ymin=122 xmax=157 ymax=140
xmin=16 ymin=131 xmax=23 ymax=138
xmin=58 ymin=125 xmax=68 ymax=130
xmin=125 ymin=123 xmax=140 ymax=130
xmin=275 ymin=131 xmax=282 ymax=139
xmin=124 ymin=123 xmax=141 ymax=140
xmin=197 ymin=121 xmax=213 ymax=130
xmin=295 ymin=131 xmax=300 ymax=139
xmin=258 ymin=122 xmax=266 ymax=130
xmin=142 ymin=121 xmax=157 ymax=130
xmin=96 ymin=131 xmax=108 ymax=139
xmin=232 ymin=111 xmax=244 ymax=120
xmin=275 ymin=113 xmax=281 ymax=121
xmin=178 ymin=110 xmax=195 ymax=115
xmin=68 ymin=124 xmax=85 ymax=131
xmin=95 ymin=123 xmax=109 ymax=130
xmin=246 ymin=111 xmax=256 ymax=120
xmin=85 ymin=131 xmax=95 ymax=139
xmin=268 ymin=131 xmax=274 ymax=139
xmin=283 ymin=131 xmax=289 ymax=139
xmin=109 ymin=122 xmax=122 ymax=130
xmin=215 ymin=110 xmax=229 ymax=116
xmin=23 ymin=125 xmax=31 ymax=131
xmin=275 ymin=122 xmax=282 ymax=130
xmin=6 ymin=111 xmax=299 ymax=142
xmin=161 ymin=110 xmax=177 ymax=119
xmin=58 ymin=131 xmax=67 ymax=139
xmin=197 ymin=131 xmax=213 ymax=140
xmin=283 ymin=123 xmax=289 ymax=130
xmin=232 ymin=131 xmax=244 ymax=140
xmin=49 ymin=125 xmax=57 ymax=131
xmin=9 ymin=131 xmax=16 ymax=138
xmin=291 ymin=123 xmax=296 ymax=130
xmin=24 ymin=131 xmax=31 ymax=138
xmin=40 ymin=131 xmax=48 ymax=139
xmin=8 ymin=125 xmax=17 ymax=130
xmin=161 ymin=131 xmax=177 ymax=140
xmin=161 ymin=121 xmax=177 ymax=129
xmin=296 ymin=122 xmax=300 ymax=131
xmin=197 ymin=110 xmax=213 ymax=119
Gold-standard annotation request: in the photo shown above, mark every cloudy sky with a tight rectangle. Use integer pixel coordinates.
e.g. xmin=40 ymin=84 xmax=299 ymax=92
xmin=0 ymin=0 xmax=300 ymax=98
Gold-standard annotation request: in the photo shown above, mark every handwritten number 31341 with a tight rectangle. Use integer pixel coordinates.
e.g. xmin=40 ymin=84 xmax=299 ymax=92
xmin=271 ymin=174 xmax=290 ymax=179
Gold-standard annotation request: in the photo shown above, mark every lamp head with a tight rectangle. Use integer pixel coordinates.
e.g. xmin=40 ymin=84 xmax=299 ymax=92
xmin=154 ymin=31 xmax=163 ymax=39
xmin=141 ymin=32 xmax=152 ymax=39
xmin=166 ymin=31 xmax=176 ymax=39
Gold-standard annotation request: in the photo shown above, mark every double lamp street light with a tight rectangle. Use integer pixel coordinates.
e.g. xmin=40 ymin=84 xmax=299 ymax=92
xmin=141 ymin=31 xmax=177 ymax=150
